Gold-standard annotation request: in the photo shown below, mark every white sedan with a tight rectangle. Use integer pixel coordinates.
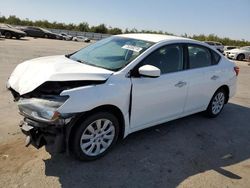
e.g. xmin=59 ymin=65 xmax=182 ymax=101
xmin=225 ymin=46 xmax=250 ymax=61
xmin=7 ymin=34 xmax=238 ymax=160
xmin=72 ymin=36 xmax=90 ymax=42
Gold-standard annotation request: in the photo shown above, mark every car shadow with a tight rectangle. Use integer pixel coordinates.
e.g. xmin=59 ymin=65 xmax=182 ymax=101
xmin=44 ymin=103 xmax=250 ymax=188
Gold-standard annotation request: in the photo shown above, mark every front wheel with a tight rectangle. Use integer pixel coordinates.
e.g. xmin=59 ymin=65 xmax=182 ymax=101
xmin=206 ymin=89 xmax=226 ymax=118
xmin=71 ymin=112 xmax=119 ymax=161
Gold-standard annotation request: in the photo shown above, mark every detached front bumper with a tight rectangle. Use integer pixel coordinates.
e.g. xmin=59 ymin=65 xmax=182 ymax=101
xmin=15 ymin=96 xmax=74 ymax=153
xmin=20 ymin=116 xmax=67 ymax=153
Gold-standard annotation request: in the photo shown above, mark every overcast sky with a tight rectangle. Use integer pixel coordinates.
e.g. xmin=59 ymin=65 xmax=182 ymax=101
xmin=1 ymin=0 xmax=250 ymax=40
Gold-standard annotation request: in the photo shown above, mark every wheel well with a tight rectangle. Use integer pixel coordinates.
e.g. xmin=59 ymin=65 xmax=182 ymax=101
xmin=238 ymin=53 xmax=245 ymax=59
xmin=66 ymin=105 xmax=125 ymax=153
xmin=217 ymin=85 xmax=230 ymax=103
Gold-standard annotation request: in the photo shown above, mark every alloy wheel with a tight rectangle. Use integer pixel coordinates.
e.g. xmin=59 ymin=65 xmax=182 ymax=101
xmin=212 ymin=92 xmax=225 ymax=115
xmin=80 ymin=119 xmax=115 ymax=156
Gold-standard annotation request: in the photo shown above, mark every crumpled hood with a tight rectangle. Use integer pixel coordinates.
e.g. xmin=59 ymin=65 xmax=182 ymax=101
xmin=8 ymin=55 xmax=113 ymax=95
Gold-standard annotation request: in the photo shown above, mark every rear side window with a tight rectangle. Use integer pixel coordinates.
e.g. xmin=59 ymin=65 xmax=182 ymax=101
xmin=141 ymin=44 xmax=183 ymax=74
xmin=188 ymin=45 xmax=212 ymax=69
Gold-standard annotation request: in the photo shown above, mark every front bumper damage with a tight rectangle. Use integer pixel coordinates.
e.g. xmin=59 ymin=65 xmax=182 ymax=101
xmin=9 ymin=89 xmax=75 ymax=153
xmin=19 ymin=116 xmax=68 ymax=153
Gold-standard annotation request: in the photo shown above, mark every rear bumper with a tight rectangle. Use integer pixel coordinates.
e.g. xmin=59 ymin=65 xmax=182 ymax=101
xmin=20 ymin=117 xmax=66 ymax=153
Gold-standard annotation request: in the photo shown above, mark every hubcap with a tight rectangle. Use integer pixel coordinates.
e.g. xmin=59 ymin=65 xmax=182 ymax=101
xmin=80 ymin=119 xmax=115 ymax=156
xmin=212 ymin=92 xmax=225 ymax=115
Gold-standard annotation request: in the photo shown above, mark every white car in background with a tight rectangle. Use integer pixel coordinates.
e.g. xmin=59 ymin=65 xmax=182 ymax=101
xmin=204 ymin=41 xmax=224 ymax=53
xmin=72 ymin=36 xmax=90 ymax=42
xmin=224 ymin=46 xmax=237 ymax=51
xmin=7 ymin=34 xmax=238 ymax=161
xmin=225 ymin=46 xmax=250 ymax=61
xmin=60 ymin=33 xmax=73 ymax=41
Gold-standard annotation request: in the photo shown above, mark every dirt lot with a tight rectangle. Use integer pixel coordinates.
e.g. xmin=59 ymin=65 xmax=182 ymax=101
xmin=0 ymin=37 xmax=250 ymax=188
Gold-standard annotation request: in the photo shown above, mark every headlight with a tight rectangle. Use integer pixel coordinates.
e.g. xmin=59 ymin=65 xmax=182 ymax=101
xmin=17 ymin=96 xmax=69 ymax=122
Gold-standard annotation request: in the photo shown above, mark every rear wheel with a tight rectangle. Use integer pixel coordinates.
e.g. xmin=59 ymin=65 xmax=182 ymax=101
xmin=4 ymin=32 xmax=12 ymax=39
xmin=206 ymin=89 xmax=226 ymax=118
xmin=237 ymin=54 xmax=245 ymax=61
xmin=71 ymin=112 xmax=119 ymax=161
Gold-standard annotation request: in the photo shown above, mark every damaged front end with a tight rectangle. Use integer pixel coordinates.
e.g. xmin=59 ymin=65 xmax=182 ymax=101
xmin=8 ymin=80 xmax=104 ymax=153
xmin=17 ymin=95 xmax=72 ymax=153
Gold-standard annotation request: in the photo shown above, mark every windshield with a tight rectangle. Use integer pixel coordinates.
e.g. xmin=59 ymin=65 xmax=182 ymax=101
xmin=69 ymin=36 xmax=154 ymax=71
xmin=40 ymin=28 xmax=52 ymax=33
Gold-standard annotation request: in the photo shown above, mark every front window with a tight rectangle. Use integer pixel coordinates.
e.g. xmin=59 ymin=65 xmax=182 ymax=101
xmin=69 ymin=36 xmax=154 ymax=71
xmin=140 ymin=44 xmax=184 ymax=74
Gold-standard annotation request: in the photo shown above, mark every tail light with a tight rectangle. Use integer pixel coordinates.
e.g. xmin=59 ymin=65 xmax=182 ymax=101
xmin=234 ymin=66 xmax=239 ymax=76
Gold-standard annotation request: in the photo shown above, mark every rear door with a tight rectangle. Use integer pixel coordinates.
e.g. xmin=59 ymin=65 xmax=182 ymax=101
xmin=130 ymin=44 xmax=188 ymax=129
xmin=183 ymin=44 xmax=222 ymax=113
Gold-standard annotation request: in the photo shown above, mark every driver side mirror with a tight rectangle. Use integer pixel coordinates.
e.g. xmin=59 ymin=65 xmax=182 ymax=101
xmin=138 ymin=65 xmax=161 ymax=78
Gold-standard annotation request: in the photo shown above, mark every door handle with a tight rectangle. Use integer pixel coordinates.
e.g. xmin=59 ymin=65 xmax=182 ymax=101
xmin=211 ymin=75 xmax=219 ymax=80
xmin=175 ymin=81 xmax=187 ymax=88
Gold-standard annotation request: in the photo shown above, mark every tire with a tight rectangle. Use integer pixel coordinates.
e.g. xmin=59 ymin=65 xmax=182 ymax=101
xmin=71 ymin=112 xmax=119 ymax=161
xmin=237 ymin=54 xmax=245 ymax=61
xmin=44 ymin=34 xmax=48 ymax=38
xmin=16 ymin=36 xmax=20 ymax=40
xmin=4 ymin=32 xmax=12 ymax=39
xmin=206 ymin=89 xmax=226 ymax=118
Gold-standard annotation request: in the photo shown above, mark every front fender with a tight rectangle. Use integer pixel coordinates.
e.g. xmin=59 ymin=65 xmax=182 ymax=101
xmin=57 ymin=78 xmax=131 ymax=117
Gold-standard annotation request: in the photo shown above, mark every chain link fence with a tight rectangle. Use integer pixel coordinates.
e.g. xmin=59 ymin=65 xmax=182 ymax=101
xmin=47 ymin=28 xmax=111 ymax=40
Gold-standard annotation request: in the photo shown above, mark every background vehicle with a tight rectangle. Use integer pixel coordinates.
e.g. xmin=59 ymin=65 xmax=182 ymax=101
xmin=224 ymin=46 xmax=237 ymax=51
xmin=225 ymin=46 xmax=250 ymax=61
xmin=72 ymin=36 xmax=90 ymax=42
xmin=0 ymin=24 xmax=26 ymax=39
xmin=204 ymin=41 xmax=224 ymax=53
xmin=60 ymin=33 xmax=73 ymax=40
xmin=21 ymin=26 xmax=62 ymax=39
xmin=7 ymin=34 xmax=238 ymax=161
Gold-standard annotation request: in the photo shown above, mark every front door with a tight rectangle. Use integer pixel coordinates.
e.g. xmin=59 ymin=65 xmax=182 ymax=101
xmin=130 ymin=44 xmax=188 ymax=129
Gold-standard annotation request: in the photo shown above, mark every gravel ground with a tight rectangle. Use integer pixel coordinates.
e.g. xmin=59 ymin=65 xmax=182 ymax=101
xmin=0 ymin=37 xmax=250 ymax=188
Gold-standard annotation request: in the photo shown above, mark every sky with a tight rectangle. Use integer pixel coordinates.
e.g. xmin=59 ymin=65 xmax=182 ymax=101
xmin=0 ymin=0 xmax=250 ymax=40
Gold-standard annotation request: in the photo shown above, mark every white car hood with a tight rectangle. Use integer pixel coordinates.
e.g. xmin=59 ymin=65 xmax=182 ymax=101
xmin=8 ymin=55 xmax=113 ymax=95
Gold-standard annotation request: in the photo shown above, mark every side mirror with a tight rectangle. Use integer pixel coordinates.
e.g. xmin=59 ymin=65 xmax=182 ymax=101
xmin=138 ymin=65 xmax=161 ymax=78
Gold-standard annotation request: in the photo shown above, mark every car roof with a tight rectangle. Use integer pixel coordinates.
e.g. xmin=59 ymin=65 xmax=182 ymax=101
xmin=117 ymin=33 xmax=193 ymax=43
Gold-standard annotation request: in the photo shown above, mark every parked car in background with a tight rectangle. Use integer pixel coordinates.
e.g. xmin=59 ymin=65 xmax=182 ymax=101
xmin=224 ymin=46 xmax=237 ymax=51
xmin=60 ymin=33 xmax=73 ymax=40
xmin=73 ymin=36 xmax=90 ymax=42
xmin=20 ymin=26 xmax=62 ymax=39
xmin=0 ymin=24 xmax=26 ymax=39
xmin=223 ymin=46 xmax=237 ymax=56
xmin=7 ymin=34 xmax=238 ymax=161
xmin=225 ymin=46 xmax=250 ymax=61
xmin=204 ymin=41 xmax=224 ymax=53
